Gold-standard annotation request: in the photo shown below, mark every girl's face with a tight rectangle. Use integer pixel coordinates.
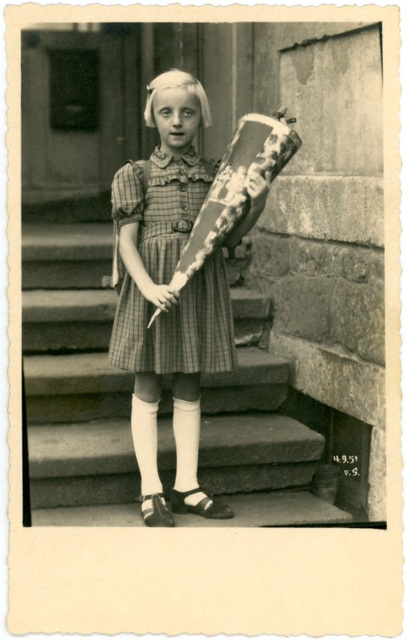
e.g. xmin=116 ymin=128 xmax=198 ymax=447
xmin=152 ymin=87 xmax=201 ymax=157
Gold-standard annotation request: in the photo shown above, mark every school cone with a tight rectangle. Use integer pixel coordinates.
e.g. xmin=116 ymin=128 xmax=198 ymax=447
xmin=147 ymin=110 xmax=302 ymax=329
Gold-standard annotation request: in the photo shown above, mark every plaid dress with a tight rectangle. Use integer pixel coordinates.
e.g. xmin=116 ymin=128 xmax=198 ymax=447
xmin=108 ymin=146 xmax=238 ymax=374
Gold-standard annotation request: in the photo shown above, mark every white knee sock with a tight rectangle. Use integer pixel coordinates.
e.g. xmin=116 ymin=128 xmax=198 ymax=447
xmin=131 ymin=394 xmax=163 ymax=498
xmin=173 ymin=397 xmax=207 ymax=506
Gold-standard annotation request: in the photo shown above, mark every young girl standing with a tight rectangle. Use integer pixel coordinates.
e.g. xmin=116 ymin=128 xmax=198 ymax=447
xmin=109 ymin=69 xmax=271 ymax=527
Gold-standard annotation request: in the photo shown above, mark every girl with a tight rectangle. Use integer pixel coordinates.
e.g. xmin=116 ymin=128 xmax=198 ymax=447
xmin=108 ymin=69 xmax=271 ymax=527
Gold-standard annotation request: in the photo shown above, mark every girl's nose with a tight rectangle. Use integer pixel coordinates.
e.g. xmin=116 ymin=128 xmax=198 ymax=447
xmin=172 ymin=112 xmax=182 ymax=126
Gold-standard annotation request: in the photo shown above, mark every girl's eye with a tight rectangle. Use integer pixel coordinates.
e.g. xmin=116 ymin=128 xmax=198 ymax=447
xmin=160 ymin=109 xmax=171 ymax=117
xmin=183 ymin=110 xmax=193 ymax=117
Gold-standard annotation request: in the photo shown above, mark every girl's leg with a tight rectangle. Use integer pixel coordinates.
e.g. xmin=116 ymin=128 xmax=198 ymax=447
xmin=132 ymin=372 xmax=163 ymax=500
xmin=172 ymin=372 xmax=207 ymax=507
xmin=134 ymin=372 xmax=162 ymax=404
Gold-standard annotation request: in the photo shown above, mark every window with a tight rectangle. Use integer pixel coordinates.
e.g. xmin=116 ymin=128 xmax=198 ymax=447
xmin=49 ymin=49 xmax=100 ymax=131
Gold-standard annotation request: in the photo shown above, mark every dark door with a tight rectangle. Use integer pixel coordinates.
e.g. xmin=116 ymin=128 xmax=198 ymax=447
xmin=22 ymin=25 xmax=143 ymax=209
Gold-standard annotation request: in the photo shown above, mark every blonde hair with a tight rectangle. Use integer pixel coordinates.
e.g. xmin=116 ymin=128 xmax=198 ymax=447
xmin=144 ymin=69 xmax=212 ymax=128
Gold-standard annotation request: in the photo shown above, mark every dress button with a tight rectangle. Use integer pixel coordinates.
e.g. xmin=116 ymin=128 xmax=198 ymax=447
xmin=179 ymin=185 xmax=186 ymax=192
xmin=181 ymin=204 xmax=188 ymax=211
xmin=178 ymin=169 xmax=185 ymax=176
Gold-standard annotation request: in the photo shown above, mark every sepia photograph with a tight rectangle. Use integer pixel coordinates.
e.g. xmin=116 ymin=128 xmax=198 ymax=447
xmin=21 ymin=19 xmax=385 ymax=528
xmin=6 ymin=2 xmax=403 ymax=636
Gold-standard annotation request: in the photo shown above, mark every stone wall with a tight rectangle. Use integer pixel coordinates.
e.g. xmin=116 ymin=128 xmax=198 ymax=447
xmin=246 ymin=24 xmax=385 ymax=520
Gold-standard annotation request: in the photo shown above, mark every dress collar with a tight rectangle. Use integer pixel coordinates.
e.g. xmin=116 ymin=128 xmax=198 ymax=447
xmin=150 ymin=145 xmax=202 ymax=169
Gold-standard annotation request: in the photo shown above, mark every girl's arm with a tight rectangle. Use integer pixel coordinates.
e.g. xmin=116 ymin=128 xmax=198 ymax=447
xmin=119 ymin=223 xmax=179 ymax=312
xmin=225 ymin=171 xmax=272 ymax=248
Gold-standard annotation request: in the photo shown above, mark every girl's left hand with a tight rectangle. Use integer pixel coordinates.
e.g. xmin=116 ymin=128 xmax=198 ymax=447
xmin=247 ymin=170 xmax=272 ymax=214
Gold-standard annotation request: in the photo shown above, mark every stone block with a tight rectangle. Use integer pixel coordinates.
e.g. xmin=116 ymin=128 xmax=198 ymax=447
xmin=22 ymin=223 xmax=111 ymax=261
xmin=22 ymin=194 xmax=111 ymax=224
xmin=279 ymin=26 xmax=383 ymax=177
xmin=26 ymin=383 xmax=288 ymax=424
xmin=289 ymin=238 xmax=384 ymax=284
xmin=243 ymin=272 xmax=274 ymax=298
xmin=253 ymin=21 xmax=369 ymax=119
xmin=22 ymin=289 xmax=117 ymax=322
xmin=31 ymin=492 xmax=353 ymax=527
xmin=29 ymin=463 xmax=318 ymax=509
xmin=230 ymin=288 xmax=271 ymax=319
xmin=28 ymin=414 xmax=325 ymax=480
xmin=247 ymin=238 xmax=385 ymax=364
xmin=260 ymin=176 xmax=384 ymax=247
xmin=23 ymin=261 xmax=111 ymax=290
xmin=23 ymin=318 xmax=264 ymax=353
xmin=268 ymin=332 xmax=385 ymax=429
xmin=29 ymin=475 xmax=133 ymax=509
xmin=342 ymin=249 xmax=384 ymax=284
xmin=275 ymin=22 xmax=370 ymax=50
xmin=233 ymin=319 xmax=263 ymax=346
xmin=272 ymin=276 xmax=332 ymax=343
xmin=330 ymin=279 xmax=385 ymax=365
xmin=26 ymin=393 xmax=133 ymax=425
xmin=24 ymin=349 xmax=288 ymax=397
xmin=197 ymin=463 xmax=318 ymax=495
xmin=249 ymin=232 xmax=290 ymax=277
xmin=22 ymin=288 xmax=270 ymax=322
xmin=23 ymin=322 xmax=113 ymax=353
xmin=368 ymin=427 xmax=386 ymax=522
xmin=22 ymin=223 xmax=112 ymax=289
xmin=289 ymin=238 xmax=344 ymax=278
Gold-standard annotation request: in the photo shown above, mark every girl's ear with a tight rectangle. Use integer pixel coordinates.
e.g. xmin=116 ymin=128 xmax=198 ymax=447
xmin=148 ymin=106 xmax=157 ymax=128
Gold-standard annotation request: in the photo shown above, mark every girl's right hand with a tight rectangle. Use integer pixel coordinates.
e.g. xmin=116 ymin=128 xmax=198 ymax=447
xmin=141 ymin=284 xmax=180 ymax=312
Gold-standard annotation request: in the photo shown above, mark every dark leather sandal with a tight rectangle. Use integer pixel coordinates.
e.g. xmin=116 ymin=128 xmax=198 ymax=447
xmin=137 ymin=493 xmax=175 ymax=527
xmin=170 ymin=487 xmax=234 ymax=519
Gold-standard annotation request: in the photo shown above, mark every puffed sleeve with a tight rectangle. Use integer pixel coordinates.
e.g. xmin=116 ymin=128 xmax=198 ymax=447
xmin=111 ymin=161 xmax=144 ymax=227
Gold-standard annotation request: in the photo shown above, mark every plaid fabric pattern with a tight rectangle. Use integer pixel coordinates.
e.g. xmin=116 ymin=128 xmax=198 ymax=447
xmin=108 ymin=147 xmax=237 ymax=374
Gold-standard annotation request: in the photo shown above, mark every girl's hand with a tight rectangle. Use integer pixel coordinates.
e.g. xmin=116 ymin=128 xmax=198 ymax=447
xmin=141 ymin=283 xmax=180 ymax=312
xmin=247 ymin=170 xmax=272 ymax=215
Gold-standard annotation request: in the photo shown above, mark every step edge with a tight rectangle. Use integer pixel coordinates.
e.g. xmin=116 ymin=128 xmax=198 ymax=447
xmin=22 ymin=288 xmax=270 ymax=321
xmin=24 ymin=350 xmax=290 ymax=395
xmin=29 ymin=449 xmax=325 ymax=478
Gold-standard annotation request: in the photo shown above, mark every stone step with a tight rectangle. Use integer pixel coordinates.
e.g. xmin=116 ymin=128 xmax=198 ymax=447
xmin=31 ymin=491 xmax=353 ymax=526
xmin=22 ymin=223 xmax=252 ymax=290
xmin=22 ymin=288 xmax=271 ymax=352
xmin=22 ymin=223 xmax=112 ymax=289
xmin=22 ymin=223 xmax=112 ymax=262
xmin=22 ymin=192 xmax=111 ymax=225
xmin=28 ymin=413 xmax=325 ymax=509
xmin=24 ymin=347 xmax=289 ymax=423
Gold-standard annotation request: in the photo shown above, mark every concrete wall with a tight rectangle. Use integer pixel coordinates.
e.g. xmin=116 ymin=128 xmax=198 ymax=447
xmin=246 ymin=24 xmax=385 ymax=520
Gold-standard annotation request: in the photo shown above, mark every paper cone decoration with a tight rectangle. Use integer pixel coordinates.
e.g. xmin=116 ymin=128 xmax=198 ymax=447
xmin=147 ymin=112 xmax=302 ymax=328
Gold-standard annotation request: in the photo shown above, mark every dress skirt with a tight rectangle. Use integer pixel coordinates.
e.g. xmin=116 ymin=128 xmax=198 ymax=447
xmin=108 ymin=231 xmax=238 ymax=374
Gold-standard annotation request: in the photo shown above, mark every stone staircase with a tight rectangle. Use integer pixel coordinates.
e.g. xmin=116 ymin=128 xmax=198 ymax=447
xmin=22 ymin=222 xmax=352 ymax=526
